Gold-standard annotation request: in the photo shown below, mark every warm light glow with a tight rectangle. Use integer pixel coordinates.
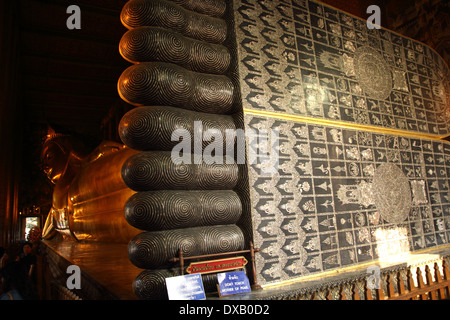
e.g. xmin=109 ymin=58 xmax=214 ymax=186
xmin=373 ymin=226 xmax=410 ymax=258
xmin=51 ymin=173 xmax=61 ymax=182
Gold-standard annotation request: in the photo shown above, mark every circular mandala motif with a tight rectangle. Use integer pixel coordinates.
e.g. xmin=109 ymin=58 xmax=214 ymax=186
xmin=353 ymin=46 xmax=392 ymax=100
xmin=372 ymin=163 xmax=411 ymax=224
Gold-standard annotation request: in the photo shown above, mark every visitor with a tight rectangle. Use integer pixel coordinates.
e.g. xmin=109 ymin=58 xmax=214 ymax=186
xmin=0 ymin=247 xmax=7 ymax=270
xmin=0 ymin=261 xmax=37 ymax=300
xmin=16 ymin=242 xmax=36 ymax=278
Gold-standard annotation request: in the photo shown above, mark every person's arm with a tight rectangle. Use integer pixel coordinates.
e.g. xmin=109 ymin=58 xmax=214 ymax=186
xmin=28 ymin=264 xmax=35 ymax=277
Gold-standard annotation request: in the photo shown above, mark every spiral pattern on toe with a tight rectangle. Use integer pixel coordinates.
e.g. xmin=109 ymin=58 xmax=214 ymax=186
xmin=190 ymin=40 xmax=230 ymax=73
xmin=118 ymin=62 xmax=234 ymax=114
xmin=125 ymin=191 xmax=200 ymax=230
xmin=120 ymin=27 xmax=230 ymax=74
xmin=200 ymin=224 xmax=245 ymax=254
xmin=120 ymin=27 xmax=189 ymax=66
xmin=133 ymin=269 xmax=177 ymax=300
xmin=198 ymin=190 xmax=242 ymax=225
xmin=119 ymin=106 xmax=187 ymax=151
xmin=198 ymin=162 xmax=239 ymax=189
xmin=128 ymin=229 xmax=198 ymax=269
xmin=118 ymin=62 xmax=190 ymax=107
xmin=124 ymin=190 xmax=242 ymax=230
xmin=171 ymin=0 xmax=226 ymax=17
xmin=118 ymin=106 xmax=236 ymax=152
xmin=128 ymin=225 xmax=245 ymax=269
xmin=121 ymin=0 xmax=227 ymax=44
xmin=192 ymin=73 xmax=234 ymax=110
xmin=121 ymin=151 xmax=239 ymax=191
xmin=133 ymin=269 xmax=220 ymax=300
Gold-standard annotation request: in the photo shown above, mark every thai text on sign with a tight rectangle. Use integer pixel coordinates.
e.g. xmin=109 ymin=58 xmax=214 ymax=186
xmin=165 ymin=273 xmax=206 ymax=300
xmin=186 ymin=256 xmax=248 ymax=274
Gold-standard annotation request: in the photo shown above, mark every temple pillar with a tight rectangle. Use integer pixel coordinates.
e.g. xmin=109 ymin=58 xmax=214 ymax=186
xmin=0 ymin=1 xmax=22 ymax=247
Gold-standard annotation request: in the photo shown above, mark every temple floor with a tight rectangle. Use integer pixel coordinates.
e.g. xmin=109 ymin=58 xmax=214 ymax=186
xmin=40 ymin=239 xmax=141 ymax=300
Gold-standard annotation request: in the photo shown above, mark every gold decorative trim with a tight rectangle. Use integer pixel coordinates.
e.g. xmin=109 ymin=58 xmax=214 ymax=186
xmin=243 ymin=108 xmax=448 ymax=142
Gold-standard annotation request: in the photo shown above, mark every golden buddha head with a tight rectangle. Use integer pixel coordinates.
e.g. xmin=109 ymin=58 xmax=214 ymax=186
xmin=41 ymin=128 xmax=88 ymax=184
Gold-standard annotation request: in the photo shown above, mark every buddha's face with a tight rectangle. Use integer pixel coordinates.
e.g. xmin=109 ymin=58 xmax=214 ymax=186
xmin=41 ymin=142 xmax=69 ymax=184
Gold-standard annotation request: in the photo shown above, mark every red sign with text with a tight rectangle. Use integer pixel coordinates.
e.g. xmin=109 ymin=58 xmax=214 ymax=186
xmin=186 ymin=256 xmax=248 ymax=275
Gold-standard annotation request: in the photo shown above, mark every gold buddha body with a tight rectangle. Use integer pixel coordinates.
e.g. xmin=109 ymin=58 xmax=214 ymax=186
xmin=41 ymin=131 xmax=139 ymax=242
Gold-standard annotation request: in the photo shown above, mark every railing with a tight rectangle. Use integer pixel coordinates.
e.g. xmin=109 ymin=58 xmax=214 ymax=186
xmin=308 ymin=259 xmax=450 ymax=300
xmin=386 ymin=261 xmax=450 ymax=300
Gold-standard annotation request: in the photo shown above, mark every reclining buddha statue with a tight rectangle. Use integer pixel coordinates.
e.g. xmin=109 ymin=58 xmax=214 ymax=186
xmin=40 ymin=128 xmax=140 ymax=242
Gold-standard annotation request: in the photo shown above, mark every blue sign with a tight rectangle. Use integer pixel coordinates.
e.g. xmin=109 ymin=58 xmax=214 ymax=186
xmin=165 ymin=273 xmax=206 ymax=300
xmin=217 ymin=271 xmax=251 ymax=297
